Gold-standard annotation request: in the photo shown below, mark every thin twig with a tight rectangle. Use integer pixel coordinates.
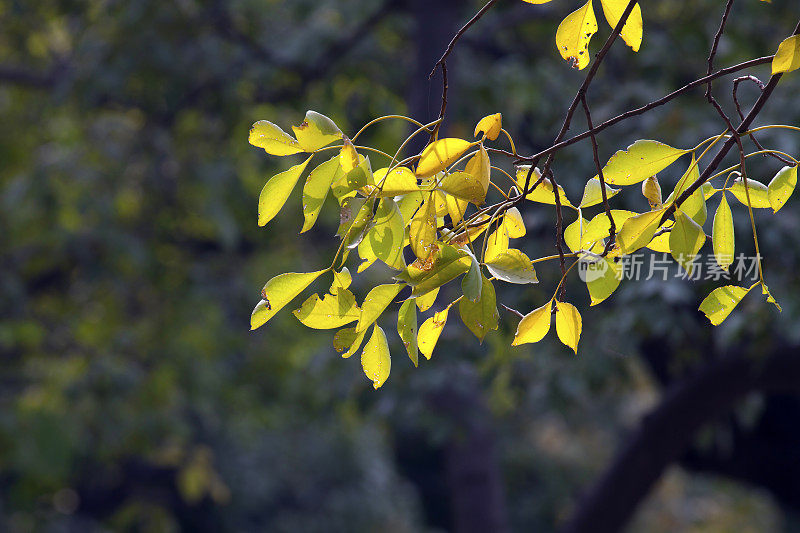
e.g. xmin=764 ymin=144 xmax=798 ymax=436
xmin=580 ymin=95 xmax=616 ymax=255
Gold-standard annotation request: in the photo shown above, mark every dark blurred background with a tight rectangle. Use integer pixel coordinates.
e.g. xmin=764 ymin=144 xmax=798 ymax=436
xmin=2 ymin=0 xmax=800 ymax=531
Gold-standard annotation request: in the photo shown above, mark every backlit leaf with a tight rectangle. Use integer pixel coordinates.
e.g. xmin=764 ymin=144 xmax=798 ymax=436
xmin=416 ymin=288 xmax=439 ymax=312
xmin=461 ymin=249 xmax=483 ymax=302
xmin=293 ymin=289 xmax=360 ymax=329
xmin=767 ymin=165 xmax=797 ymax=212
xmin=511 ymin=301 xmax=552 ymax=346
xmin=251 ymin=269 xmax=326 ymax=330
xmin=458 ymin=276 xmax=499 ymax=343
xmin=364 ymin=198 xmax=406 ymax=270
xmin=772 ymin=35 xmax=800 ymax=75
xmin=699 ymin=285 xmax=752 ymax=325
xmin=484 ymin=227 xmax=510 ymax=262
xmin=667 ymin=155 xmax=706 ymax=225
xmin=465 ymin=146 xmax=491 ymax=196
xmin=579 ymin=177 xmax=620 ymax=208
xmin=439 ymin=171 xmax=486 ymax=205
xmin=712 ymin=193 xmax=734 ymax=271
xmin=555 ymin=300 xmax=582 ymax=354
xmin=600 ymin=140 xmax=689 ymax=186
xmin=301 ymin=155 xmax=342 ymax=233
xmin=292 ymin=110 xmax=342 ymax=152
xmin=474 ymin=113 xmax=502 ymax=141
xmin=397 ymin=298 xmax=419 ymax=367
xmin=396 ymin=245 xmax=472 ymax=296
xmin=409 ymin=196 xmax=438 ymax=261
xmin=361 ymin=324 xmax=391 ymax=389
xmin=501 ymin=207 xmax=526 ymax=238
xmin=333 ymin=327 xmax=360 ymax=354
xmin=418 ymin=307 xmax=449 ymax=360
xmin=669 ymin=210 xmax=706 ymax=274
xmin=485 ymin=249 xmax=539 ymax=284
xmin=249 ymin=120 xmax=304 ymax=156
xmin=339 ymin=138 xmax=360 ymax=173
xmin=516 ymin=166 xmax=574 ymax=207
xmin=356 ymin=283 xmax=403 ymax=333
xmin=416 ymin=138 xmax=474 ymax=178
xmin=599 ymin=0 xmax=643 ymax=52
xmin=375 ymin=166 xmax=420 ymax=196
xmin=617 ymin=208 xmax=666 ymax=254
xmin=556 ymin=0 xmax=598 ymax=70
xmin=258 ymin=156 xmax=313 ymax=226
xmin=728 ymin=178 xmax=771 ymax=209
xmin=583 ymin=256 xmax=622 ymax=305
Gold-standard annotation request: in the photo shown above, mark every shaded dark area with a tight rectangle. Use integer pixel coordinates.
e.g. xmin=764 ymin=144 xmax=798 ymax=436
xmin=2 ymin=0 xmax=800 ymax=531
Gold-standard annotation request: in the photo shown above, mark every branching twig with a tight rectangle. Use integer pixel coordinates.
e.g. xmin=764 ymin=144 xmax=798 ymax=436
xmin=580 ymin=95 xmax=616 ymax=255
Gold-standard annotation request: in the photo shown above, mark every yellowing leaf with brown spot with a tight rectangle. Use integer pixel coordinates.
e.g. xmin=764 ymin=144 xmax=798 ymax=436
xmin=361 ymin=324 xmax=391 ymax=389
xmin=512 ymin=301 xmax=552 ymax=346
xmin=416 ymin=138 xmax=474 ymax=178
xmin=258 ymin=156 xmax=313 ymax=226
xmin=556 ymin=0 xmax=598 ymax=70
xmin=292 ymin=111 xmax=342 ymax=152
xmin=356 ymin=283 xmax=403 ymax=333
xmin=599 ymin=0 xmax=643 ymax=52
xmin=555 ymin=301 xmax=582 ymax=354
xmin=600 ymin=140 xmax=689 ymax=186
xmin=772 ymin=35 xmax=800 ymax=75
xmin=251 ymin=269 xmax=327 ymax=330
xmin=474 ymin=113 xmax=502 ymax=141
xmin=418 ymin=307 xmax=449 ymax=360
xmin=396 ymin=245 xmax=472 ymax=296
xmin=712 ymin=193 xmax=734 ymax=271
xmin=699 ymin=285 xmax=752 ymax=326
xmin=768 ymin=165 xmax=797 ymax=213
xmin=249 ymin=120 xmax=304 ymax=156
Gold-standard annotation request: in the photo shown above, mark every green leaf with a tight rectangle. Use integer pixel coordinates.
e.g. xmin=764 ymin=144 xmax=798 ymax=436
xmin=699 ymin=285 xmax=752 ymax=325
xmin=363 ymin=198 xmax=406 ymax=270
xmin=258 ymin=156 xmax=313 ymax=226
xmin=583 ymin=257 xmax=623 ymax=306
xmin=301 ymin=155 xmax=342 ymax=233
xmin=397 ymin=298 xmax=419 ymax=367
xmin=356 ymin=283 xmax=403 ymax=333
xmin=438 ymin=171 xmax=486 ymax=205
xmin=728 ymin=178 xmax=771 ymax=209
xmin=600 ymin=140 xmax=690 ymax=186
xmin=511 ymin=300 xmax=552 ymax=346
xmin=345 ymin=155 xmax=374 ymax=191
xmin=767 ymin=165 xmax=797 ymax=213
xmin=458 ymin=276 xmax=499 ymax=343
xmin=555 ymin=301 xmax=582 ymax=354
xmin=667 ymin=155 xmax=707 ymax=225
xmin=249 ymin=120 xmax=304 ymax=156
xmin=461 ymin=249 xmax=483 ymax=302
xmin=485 ymin=249 xmax=539 ymax=284
xmin=599 ymin=0 xmax=643 ymax=52
xmin=772 ymin=35 xmax=800 ymax=75
xmin=579 ymin=177 xmax=620 ymax=208
xmin=669 ymin=210 xmax=706 ymax=274
xmin=396 ymin=245 xmax=472 ymax=296
xmin=555 ymin=0 xmax=598 ymax=70
xmin=291 ymin=110 xmax=342 ymax=152
xmin=418 ymin=307 xmax=449 ymax=360
xmin=416 ymin=138 xmax=474 ymax=178
xmin=251 ymin=269 xmax=326 ymax=330
xmin=361 ymin=324 xmax=391 ymax=389
xmin=617 ymin=208 xmax=667 ymax=254
xmin=293 ymin=289 xmax=360 ymax=329
xmin=334 ymin=327 xmax=366 ymax=358
xmin=712 ymin=193 xmax=734 ymax=271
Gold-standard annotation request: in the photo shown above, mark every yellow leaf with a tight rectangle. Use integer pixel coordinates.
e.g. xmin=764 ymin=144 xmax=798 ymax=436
xmin=515 ymin=166 xmax=574 ymax=207
xmin=579 ymin=177 xmax=620 ymax=208
xmin=512 ymin=301 xmax=552 ymax=346
xmin=667 ymin=155 xmax=707 ymax=225
xmin=416 ymin=288 xmax=439 ymax=312
xmin=258 ymin=156 xmax=313 ymax=226
xmin=251 ymin=269 xmax=327 ymax=330
xmin=474 ymin=113 xmax=502 ymax=141
xmin=646 ymin=229 xmax=671 ymax=253
xmin=356 ymin=284 xmax=403 ymax=333
xmin=712 ymin=193 xmax=734 ymax=271
xmin=439 ymin=171 xmax=486 ymax=205
xmin=772 ymin=35 xmax=800 ymax=75
xmin=418 ymin=307 xmax=450 ymax=359
xmin=669 ymin=210 xmax=706 ymax=274
xmin=409 ymin=196 xmax=438 ymax=261
xmin=330 ymin=268 xmax=352 ymax=294
xmin=521 ymin=0 xmax=555 ymax=4
xmin=461 ymin=249 xmax=483 ymax=302
xmin=501 ymin=207 xmax=526 ymax=238
xmin=556 ymin=0 xmax=598 ymax=70
xmin=641 ymin=176 xmax=662 ymax=208
xmin=599 ymin=0 xmax=643 ymax=52
xmin=362 ymin=198 xmax=406 ymax=270
xmin=416 ymin=138 xmax=474 ymax=178
xmin=291 ymin=110 xmax=342 ymax=152
xmin=484 ymin=227 xmax=510 ymax=263
xmin=293 ymin=289 xmax=360 ymax=329
xmin=464 ymin=146 xmax=491 ymax=195
xmin=485 ymin=249 xmax=539 ymax=284
xmin=583 ymin=256 xmax=623 ymax=305
xmin=396 ymin=245 xmax=472 ymax=296
xmin=728 ymin=178 xmax=771 ymax=209
xmin=458 ymin=276 xmax=499 ymax=342
xmin=617 ymin=208 xmax=666 ymax=254
xmin=397 ymin=298 xmax=419 ymax=367
xmin=699 ymin=285 xmax=752 ymax=326
xmin=374 ymin=166 xmax=420 ymax=196
xmin=576 ymin=209 xmax=637 ymax=252
xmin=767 ymin=165 xmax=797 ymax=213
xmin=249 ymin=120 xmax=304 ymax=156
xmin=600 ymin=140 xmax=689 ymax=186
xmin=339 ymin=138 xmax=359 ymax=173
xmin=445 ymin=194 xmax=469 ymax=225
xmin=555 ymin=301 xmax=582 ymax=354
xmin=361 ymin=324 xmax=391 ymax=389
xmin=564 ymin=214 xmax=590 ymax=253
xmin=301 ymin=155 xmax=342 ymax=233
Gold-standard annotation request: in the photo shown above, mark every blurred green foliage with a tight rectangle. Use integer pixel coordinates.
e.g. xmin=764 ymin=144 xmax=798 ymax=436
xmin=1 ymin=0 xmax=799 ymax=531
